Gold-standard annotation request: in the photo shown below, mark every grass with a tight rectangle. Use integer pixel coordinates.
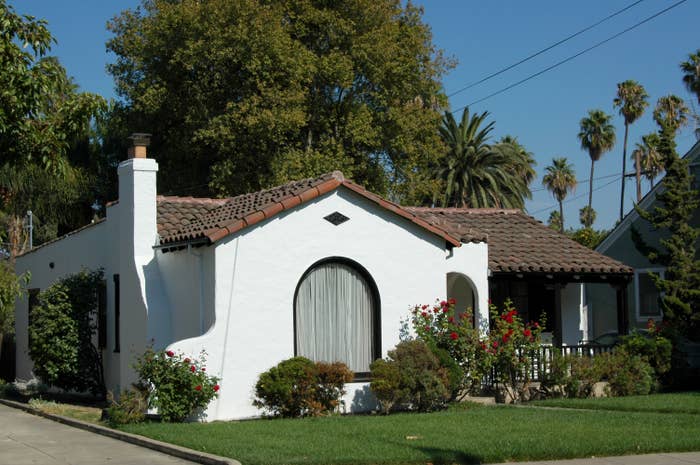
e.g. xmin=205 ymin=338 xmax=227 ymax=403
xmin=530 ymin=391 xmax=700 ymax=415
xmin=27 ymin=398 xmax=103 ymax=424
xmin=119 ymin=397 xmax=700 ymax=465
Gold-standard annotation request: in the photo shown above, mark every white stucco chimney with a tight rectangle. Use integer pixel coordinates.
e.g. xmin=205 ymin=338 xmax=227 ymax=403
xmin=118 ymin=133 xmax=158 ymax=254
xmin=117 ymin=133 xmax=159 ymax=390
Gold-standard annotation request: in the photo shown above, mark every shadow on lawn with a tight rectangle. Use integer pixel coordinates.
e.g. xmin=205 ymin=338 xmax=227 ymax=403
xmin=409 ymin=445 xmax=483 ymax=465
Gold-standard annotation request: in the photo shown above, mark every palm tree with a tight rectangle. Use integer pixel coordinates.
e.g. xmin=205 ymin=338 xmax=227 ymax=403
xmin=496 ymin=135 xmax=537 ymax=187
xmin=437 ymin=108 xmax=532 ymax=208
xmin=680 ymin=49 xmax=700 ymax=105
xmin=577 ymin=109 xmax=616 ymax=227
xmin=653 ymin=95 xmax=690 ymax=133
xmin=613 ymin=80 xmax=648 ymax=209
xmin=632 ymin=133 xmax=663 ymax=191
xmin=542 ymin=157 xmax=576 ymax=233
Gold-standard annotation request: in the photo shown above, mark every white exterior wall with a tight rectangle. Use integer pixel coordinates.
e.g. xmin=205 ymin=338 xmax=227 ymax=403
xmin=168 ymin=188 xmax=489 ymax=421
xmin=446 ymin=242 xmax=490 ymax=333
xmin=13 ymin=219 xmax=122 ymax=391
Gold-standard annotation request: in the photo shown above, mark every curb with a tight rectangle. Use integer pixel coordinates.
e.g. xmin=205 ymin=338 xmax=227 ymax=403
xmin=0 ymin=398 xmax=241 ymax=465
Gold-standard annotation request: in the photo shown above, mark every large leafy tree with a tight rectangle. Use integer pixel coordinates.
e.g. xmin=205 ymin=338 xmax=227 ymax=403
xmin=635 ymin=125 xmax=700 ymax=342
xmin=436 ymin=109 xmax=532 ymax=209
xmin=613 ymin=80 xmax=648 ymax=209
xmin=106 ymin=0 xmax=451 ymax=200
xmin=578 ymin=109 xmax=615 ymax=227
xmin=542 ymin=157 xmax=576 ymax=233
xmin=0 ymin=1 xmax=105 ymax=172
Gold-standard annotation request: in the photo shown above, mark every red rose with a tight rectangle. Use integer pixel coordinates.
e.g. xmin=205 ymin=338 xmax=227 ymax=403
xmin=201 ymin=367 xmax=206 ymax=372
xmin=448 ymin=316 xmax=455 ymax=323
xmin=488 ymin=299 xmax=492 ymax=305
xmin=421 ymin=312 xmax=428 ymax=318
xmin=480 ymin=342 xmax=487 ymax=350
xmin=450 ymin=332 xmax=458 ymax=340
xmin=534 ymin=322 xmax=540 ymax=328
xmin=440 ymin=300 xmax=447 ymax=307
xmin=523 ymin=329 xmax=532 ymax=338
xmin=195 ymin=385 xmax=202 ymax=391
xmin=213 ymin=385 xmax=220 ymax=392
xmin=190 ymin=365 xmax=196 ymax=372
xmin=448 ymin=298 xmax=456 ymax=305
xmin=184 ymin=358 xmax=190 ymax=363
xmin=166 ymin=350 xmax=174 ymax=357
xmin=504 ymin=314 xmax=514 ymax=324
xmin=424 ymin=325 xmax=430 ymax=332
xmin=492 ymin=341 xmax=499 ymax=348
xmin=433 ymin=307 xmax=440 ymax=314
xmin=421 ymin=304 xmax=429 ymax=310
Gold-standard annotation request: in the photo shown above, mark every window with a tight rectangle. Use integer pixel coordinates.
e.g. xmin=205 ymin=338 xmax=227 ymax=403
xmin=294 ymin=259 xmax=380 ymax=377
xmin=635 ymin=268 xmax=664 ymax=321
xmin=113 ymin=274 xmax=120 ymax=352
xmin=97 ymin=280 xmax=107 ymax=349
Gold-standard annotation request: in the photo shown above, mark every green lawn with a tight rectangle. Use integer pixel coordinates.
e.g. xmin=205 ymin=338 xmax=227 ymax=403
xmin=120 ymin=397 xmax=700 ymax=465
xmin=531 ymin=391 xmax=700 ymax=415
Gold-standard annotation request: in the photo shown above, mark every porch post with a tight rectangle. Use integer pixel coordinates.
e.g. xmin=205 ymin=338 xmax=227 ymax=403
xmin=553 ymin=283 xmax=563 ymax=347
xmin=614 ymin=281 xmax=630 ymax=336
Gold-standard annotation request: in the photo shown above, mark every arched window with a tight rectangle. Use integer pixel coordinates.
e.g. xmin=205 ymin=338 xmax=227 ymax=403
xmin=294 ymin=258 xmax=380 ymax=376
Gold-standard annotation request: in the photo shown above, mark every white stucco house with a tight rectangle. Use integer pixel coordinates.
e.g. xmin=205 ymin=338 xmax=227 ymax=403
xmin=14 ymin=135 xmax=631 ymax=421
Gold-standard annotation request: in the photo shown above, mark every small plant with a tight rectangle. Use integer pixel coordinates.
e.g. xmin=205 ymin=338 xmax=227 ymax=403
xmin=253 ymin=357 xmax=353 ymax=418
xmin=370 ymin=340 xmax=450 ymax=413
xmin=105 ymin=389 xmax=147 ymax=426
xmin=134 ymin=347 xmax=220 ymax=422
xmin=565 ymin=356 xmax=601 ymax=398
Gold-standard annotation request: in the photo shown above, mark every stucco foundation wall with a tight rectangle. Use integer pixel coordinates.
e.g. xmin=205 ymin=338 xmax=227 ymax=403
xmin=13 ymin=219 xmax=122 ymax=392
xmin=168 ymin=188 xmax=488 ymax=420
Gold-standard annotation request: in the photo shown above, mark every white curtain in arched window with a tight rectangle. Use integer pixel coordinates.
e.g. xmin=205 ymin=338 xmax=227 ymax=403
xmin=295 ymin=262 xmax=374 ymax=372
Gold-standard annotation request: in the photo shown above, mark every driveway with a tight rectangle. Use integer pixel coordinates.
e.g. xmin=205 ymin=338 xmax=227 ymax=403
xmin=0 ymin=403 xmax=197 ymax=465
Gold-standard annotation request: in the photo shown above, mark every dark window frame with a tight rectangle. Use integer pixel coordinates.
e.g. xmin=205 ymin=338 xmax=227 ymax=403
xmin=292 ymin=257 xmax=381 ymax=382
xmin=113 ymin=274 xmax=120 ymax=353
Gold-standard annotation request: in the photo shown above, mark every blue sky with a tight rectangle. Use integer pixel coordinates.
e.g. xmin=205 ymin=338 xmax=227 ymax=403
xmin=15 ymin=0 xmax=700 ymax=230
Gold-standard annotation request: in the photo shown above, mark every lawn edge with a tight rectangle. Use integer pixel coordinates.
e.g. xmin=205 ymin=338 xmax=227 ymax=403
xmin=0 ymin=398 xmax=241 ymax=465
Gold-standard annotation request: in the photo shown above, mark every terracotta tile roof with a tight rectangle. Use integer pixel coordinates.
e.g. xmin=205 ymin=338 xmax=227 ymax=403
xmin=405 ymin=208 xmax=632 ymax=275
xmin=157 ymin=172 xmax=462 ymax=247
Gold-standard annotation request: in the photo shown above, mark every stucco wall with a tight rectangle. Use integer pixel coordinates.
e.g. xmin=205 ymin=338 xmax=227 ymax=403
xmin=13 ymin=218 xmax=122 ymax=392
xmin=168 ymin=188 xmax=489 ymax=420
xmin=561 ymin=283 xmax=584 ymax=345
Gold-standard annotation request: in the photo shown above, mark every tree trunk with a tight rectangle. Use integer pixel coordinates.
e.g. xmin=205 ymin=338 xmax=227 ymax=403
xmin=559 ymin=200 xmax=564 ymax=233
xmin=588 ymin=160 xmax=595 ymax=227
xmin=620 ymin=123 xmax=629 ymax=221
xmin=635 ymin=141 xmax=643 ymax=202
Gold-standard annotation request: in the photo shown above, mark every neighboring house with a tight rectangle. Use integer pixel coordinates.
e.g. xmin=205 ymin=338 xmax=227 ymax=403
xmin=588 ymin=139 xmax=700 ymax=336
xmin=14 ymin=135 xmax=630 ymax=421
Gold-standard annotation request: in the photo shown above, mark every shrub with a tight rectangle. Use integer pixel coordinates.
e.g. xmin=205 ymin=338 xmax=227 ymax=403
xmin=105 ymin=389 xmax=147 ymax=426
xmin=28 ymin=269 xmax=106 ymax=397
xmin=410 ymin=299 xmax=488 ymax=396
xmin=370 ymin=340 xmax=450 ymax=413
xmin=134 ymin=347 xmax=220 ymax=422
xmin=598 ymin=349 xmax=655 ymax=397
xmin=539 ymin=349 xmax=568 ymax=397
xmin=253 ymin=357 xmax=353 ymax=418
xmin=487 ymin=300 xmax=544 ymax=402
xmin=619 ymin=320 xmax=672 ymax=378
xmin=565 ymin=356 xmax=602 ymax=398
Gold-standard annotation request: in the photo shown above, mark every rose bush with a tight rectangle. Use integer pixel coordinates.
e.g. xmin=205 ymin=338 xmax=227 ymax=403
xmin=134 ymin=347 xmax=220 ymax=422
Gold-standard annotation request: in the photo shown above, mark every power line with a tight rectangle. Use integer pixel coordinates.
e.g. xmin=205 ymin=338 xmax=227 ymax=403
xmin=531 ymin=176 xmax=619 ymax=215
xmin=531 ymin=171 xmax=619 ymax=193
xmin=447 ymin=0 xmax=645 ymax=98
xmin=454 ymin=0 xmax=688 ymax=111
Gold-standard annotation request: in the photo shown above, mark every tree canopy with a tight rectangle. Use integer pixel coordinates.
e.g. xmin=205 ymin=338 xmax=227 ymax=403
xmin=106 ymin=0 xmax=453 ymax=200
xmin=435 ymin=109 xmax=533 ymax=209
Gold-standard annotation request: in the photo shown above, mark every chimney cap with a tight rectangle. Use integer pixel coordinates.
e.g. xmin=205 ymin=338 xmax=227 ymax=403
xmin=129 ymin=133 xmax=152 ymax=147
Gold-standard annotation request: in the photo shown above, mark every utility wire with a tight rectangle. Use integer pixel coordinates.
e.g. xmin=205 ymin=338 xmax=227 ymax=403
xmin=454 ymin=0 xmax=688 ymax=111
xmin=531 ymin=176 xmax=619 ymax=215
xmin=447 ymin=0 xmax=645 ymax=98
xmin=531 ymin=171 xmax=619 ymax=193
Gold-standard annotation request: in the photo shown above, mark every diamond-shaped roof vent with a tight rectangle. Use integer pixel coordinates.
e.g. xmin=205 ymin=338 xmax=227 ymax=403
xmin=324 ymin=211 xmax=349 ymax=226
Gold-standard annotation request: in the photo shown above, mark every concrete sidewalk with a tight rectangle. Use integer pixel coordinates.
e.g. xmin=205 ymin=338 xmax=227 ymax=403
xmin=0 ymin=403 xmax=196 ymax=465
xmin=489 ymin=451 xmax=700 ymax=465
